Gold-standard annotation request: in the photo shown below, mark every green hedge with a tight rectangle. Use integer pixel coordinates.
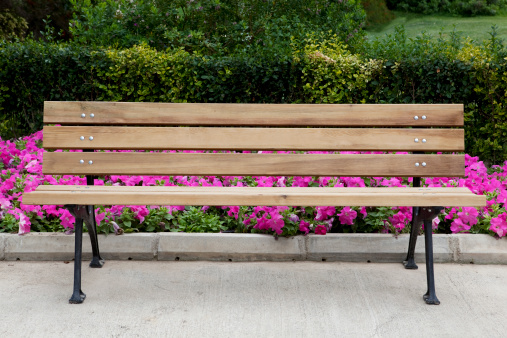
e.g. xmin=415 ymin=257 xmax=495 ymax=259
xmin=1 ymin=35 xmax=506 ymax=164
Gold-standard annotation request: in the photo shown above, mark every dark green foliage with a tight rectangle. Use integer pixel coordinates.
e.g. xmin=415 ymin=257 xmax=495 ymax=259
xmin=361 ymin=0 xmax=396 ymax=27
xmin=0 ymin=9 xmax=28 ymax=40
xmin=0 ymin=0 xmax=72 ymax=39
xmin=385 ymin=0 xmax=507 ymax=16
xmin=69 ymin=0 xmax=366 ymax=55
xmin=0 ymin=41 xmax=97 ymax=138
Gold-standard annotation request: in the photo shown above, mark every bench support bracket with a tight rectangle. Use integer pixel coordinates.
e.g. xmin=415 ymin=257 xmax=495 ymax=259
xmin=64 ymin=204 xmax=105 ymax=304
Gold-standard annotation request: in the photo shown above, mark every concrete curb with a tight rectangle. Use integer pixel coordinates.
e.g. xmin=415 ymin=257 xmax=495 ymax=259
xmin=0 ymin=232 xmax=506 ymax=264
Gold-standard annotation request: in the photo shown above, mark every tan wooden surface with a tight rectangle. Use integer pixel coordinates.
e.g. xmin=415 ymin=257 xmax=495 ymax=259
xmin=43 ymin=102 xmax=464 ymax=126
xmin=30 ymin=186 xmax=475 ymax=193
xmin=43 ymin=126 xmax=465 ymax=151
xmin=22 ymin=186 xmax=487 ymax=207
xmin=42 ymin=153 xmax=465 ymax=177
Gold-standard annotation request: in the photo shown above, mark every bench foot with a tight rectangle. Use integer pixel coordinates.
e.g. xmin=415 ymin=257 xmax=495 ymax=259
xmin=69 ymin=290 xmax=86 ymax=304
xmin=423 ymin=292 xmax=440 ymax=305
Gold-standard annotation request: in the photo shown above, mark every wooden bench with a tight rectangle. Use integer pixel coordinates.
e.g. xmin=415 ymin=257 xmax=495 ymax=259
xmin=23 ymin=101 xmax=486 ymax=304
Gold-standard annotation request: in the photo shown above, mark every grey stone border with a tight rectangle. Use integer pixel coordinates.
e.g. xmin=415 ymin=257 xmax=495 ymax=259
xmin=0 ymin=233 xmax=506 ymax=264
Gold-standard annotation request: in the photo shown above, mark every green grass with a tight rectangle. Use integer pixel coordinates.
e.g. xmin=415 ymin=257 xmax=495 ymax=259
xmin=365 ymin=11 xmax=507 ymax=44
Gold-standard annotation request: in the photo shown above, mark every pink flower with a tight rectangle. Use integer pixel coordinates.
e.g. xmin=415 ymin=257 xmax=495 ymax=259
xmin=315 ymin=206 xmax=336 ymax=221
xmin=450 ymin=218 xmax=471 ymax=233
xmin=388 ymin=211 xmax=407 ymax=231
xmin=227 ymin=206 xmax=240 ymax=219
xmin=490 ymin=213 xmax=507 ymax=237
xmin=457 ymin=207 xmax=479 ymax=227
xmin=18 ymin=213 xmax=31 ymax=235
xmin=338 ymin=206 xmax=357 ymax=225
xmin=315 ymin=224 xmax=327 ymax=235
xmin=299 ymin=220 xmax=310 ymax=234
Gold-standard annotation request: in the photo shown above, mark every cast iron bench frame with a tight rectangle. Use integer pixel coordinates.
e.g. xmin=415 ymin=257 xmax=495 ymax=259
xmin=23 ymin=101 xmax=486 ymax=304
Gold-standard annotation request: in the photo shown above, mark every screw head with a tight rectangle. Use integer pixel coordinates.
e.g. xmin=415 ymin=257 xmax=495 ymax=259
xmin=88 ymin=160 xmax=93 ymax=165
xmin=90 ymin=113 xmax=95 ymax=118
xmin=422 ymin=115 xmax=427 ymax=120
xmin=415 ymin=162 xmax=420 ymax=167
xmin=79 ymin=160 xmax=84 ymax=164
xmin=80 ymin=136 xmax=85 ymax=140
xmin=422 ymin=139 xmax=427 ymax=143
xmin=422 ymin=162 xmax=427 ymax=167
xmin=89 ymin=136 xmax=94 ymax=141
xmin=414 ymin=116 xmax=419 ymax=120
xmin=81 ymin=113 xmax=86 ymax=118
xmin=414 ymin=138 xmax=419 ymax=143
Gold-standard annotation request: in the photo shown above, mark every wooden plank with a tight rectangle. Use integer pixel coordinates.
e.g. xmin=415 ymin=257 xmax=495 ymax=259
xmin=42 ymin=153 xmax=465 ymax=177
xmin=43 ymin=102 xmax=464 ymax=127
xmin=22 ymin=186 xmax=487 ymax=207
xmin=29 ymin=186 xmax=475 ymax=193
xmin=43 ymin=126 xmax=465 ymax=152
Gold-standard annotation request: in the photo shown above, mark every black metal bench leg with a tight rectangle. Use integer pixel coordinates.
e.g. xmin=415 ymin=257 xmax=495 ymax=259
xmin=69 ymin=218 xmax=86 ymax=304
xmin=423 ymin=218 xmax=440 ymax=305
xmin=404 ymin=206 xmax=420 ymax=269
xmin=86 ymin=205 xmax=104 ymax=268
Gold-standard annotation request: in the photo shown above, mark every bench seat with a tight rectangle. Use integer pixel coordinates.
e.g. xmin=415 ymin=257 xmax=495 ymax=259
xmin=24 ymin=186 xmax=485 ymax=207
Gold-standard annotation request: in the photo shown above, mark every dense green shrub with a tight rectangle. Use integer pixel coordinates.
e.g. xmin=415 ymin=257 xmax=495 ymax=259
xmin=0 ymin=41 xmax=97 ymax=138
xmin=361 ymin=0 xmax=396 ymax=27
xmin=0 ymin=9 xmax=28 ymax=40
xmin=1 ymin=31 xmax=506 ymax=163
xmin=385 ymin=0 xmax=507 ymax=16
xmin=69 ymin=0 xmax=366 ymax=55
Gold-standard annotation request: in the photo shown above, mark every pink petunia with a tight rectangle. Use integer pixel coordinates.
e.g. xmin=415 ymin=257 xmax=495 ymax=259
xmin=457 ymin=207 xmax=479 ymax=227
xmin=338 ymin=206 xmax=357 ymax=225
xmin=315 ymin=224 xmax=327 ymax=235
xmin=490 ymin=213 xmax=507 ymax=237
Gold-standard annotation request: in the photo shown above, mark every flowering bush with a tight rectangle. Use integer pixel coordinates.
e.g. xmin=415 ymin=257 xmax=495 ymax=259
xmin=1 ymin=130 xmax=506 ymax=238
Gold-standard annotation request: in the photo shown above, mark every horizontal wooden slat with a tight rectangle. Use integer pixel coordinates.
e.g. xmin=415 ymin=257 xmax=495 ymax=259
xmin=22 ymin=186 xmax=487 ymax=207
xmin=42 ymin=153 xmax=465 ymax=177
xmin=43 ymin=126 xmax=465 ymax=152
xmin=44 ymin=102 xmax=464 ymax=127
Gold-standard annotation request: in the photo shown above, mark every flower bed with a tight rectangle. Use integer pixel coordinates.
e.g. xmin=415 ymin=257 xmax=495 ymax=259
xmin=1 ymin=131 xmax=506 ymax=238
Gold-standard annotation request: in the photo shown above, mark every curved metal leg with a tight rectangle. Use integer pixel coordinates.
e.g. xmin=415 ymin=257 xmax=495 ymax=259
xmin=404 ymin=207 xmax=420 ymax=269
xmin=423 ymin=219 xmax=440 ymax=305
xmin=69 ymin=218 xmax=86 ymax=304
xmin=86 ymin=205 xmax=104 ymax=268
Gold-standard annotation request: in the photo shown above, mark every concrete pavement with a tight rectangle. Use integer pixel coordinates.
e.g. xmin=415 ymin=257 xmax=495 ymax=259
xmin=1 ymin=260 xmax=506 ymax=337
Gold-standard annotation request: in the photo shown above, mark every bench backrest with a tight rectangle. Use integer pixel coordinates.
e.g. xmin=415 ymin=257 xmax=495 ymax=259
xmin=42 ymin=102 xmax=465 ymax=178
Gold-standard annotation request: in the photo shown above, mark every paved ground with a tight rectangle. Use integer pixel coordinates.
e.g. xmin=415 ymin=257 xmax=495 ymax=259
xmin=1 ymin=261 xmax=506 ymax=337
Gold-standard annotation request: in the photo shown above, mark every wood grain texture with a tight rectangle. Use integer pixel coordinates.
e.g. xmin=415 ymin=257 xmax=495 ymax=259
xmin=42 ymin=153 xmax=465 ymax=177
xmin=22 ymin=185 xmax=487 ymax=207
xmin=43 ymin=102 xmax=464 ymax=126
xmin=42 ymin=126 xmax=465 ymax=151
